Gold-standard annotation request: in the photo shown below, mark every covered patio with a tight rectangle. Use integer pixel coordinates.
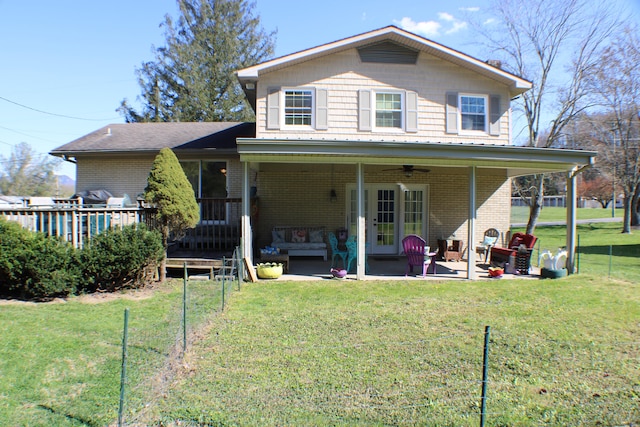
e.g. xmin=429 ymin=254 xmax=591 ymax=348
xmin=237 ymin=139 xmax=596 ymax=280
xmin=258 ymin=256 xmax=541 ymax=282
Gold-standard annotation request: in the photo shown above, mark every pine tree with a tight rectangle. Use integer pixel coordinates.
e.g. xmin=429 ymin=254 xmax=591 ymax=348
xmin=119 ymin=0 xmax=275 ymax=123
xmin=145 ymin=148 xmax=200 ymax=281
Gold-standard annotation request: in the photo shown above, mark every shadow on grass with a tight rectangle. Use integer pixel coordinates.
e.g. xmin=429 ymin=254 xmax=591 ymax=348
xmin=37 ymin=404 xmax=98 ymax=427
xmin=578 ymin=244 xmax=640 ymax=258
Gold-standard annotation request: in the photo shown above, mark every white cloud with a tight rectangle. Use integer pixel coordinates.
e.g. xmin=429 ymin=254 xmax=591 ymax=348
xmin=438 ymin=12 xmax=455 ymax=22
xmin=459 ymin=6 xmax=480 ymax=12
xmin=446 ymin=20 xmax=468 ymax=34
xmin=396 ymin=11 xmax=470 ymax=37
xmin=394 ymin=17 xmax=441 ymax=36
xmin=483 ymin=18 xmax=496 ymax=25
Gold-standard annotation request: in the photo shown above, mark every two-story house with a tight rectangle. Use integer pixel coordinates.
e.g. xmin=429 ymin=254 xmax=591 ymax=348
xmin=51 ymin=26 xmax=595 ymax=279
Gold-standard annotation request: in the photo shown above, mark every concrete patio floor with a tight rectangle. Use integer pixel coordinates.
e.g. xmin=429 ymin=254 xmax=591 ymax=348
xmin=260 ymin=256 xmax=540 ymax=281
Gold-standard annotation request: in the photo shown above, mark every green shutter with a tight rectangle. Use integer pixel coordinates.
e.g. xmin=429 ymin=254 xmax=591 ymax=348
xmin=267 ymin=88 xmax=280 ymax=130
xmin=406 ymin=91 xmax=418 ymax=132
xmin=446 ymin=92 xmax=458 ymax=134
xmin=359 ymin=90 xmax=372 ymax=131
xmin=316 ymin=89 xmax=328 ymax=130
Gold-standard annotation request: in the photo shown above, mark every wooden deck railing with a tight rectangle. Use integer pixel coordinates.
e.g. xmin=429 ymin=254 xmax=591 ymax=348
xmin=0 ymin=197 xmax=242 ymax=251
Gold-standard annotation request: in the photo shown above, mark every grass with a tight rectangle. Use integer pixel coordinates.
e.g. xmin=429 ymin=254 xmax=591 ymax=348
xmin=154 ymin=277 xmax=639 ymax=426
xmin=510 ymin=206 xmax=623 ymax=224
xmin=0 ymin=280 xmax=226 ymax=427
xmin=0 ymin=222 xmax=638 ymax=426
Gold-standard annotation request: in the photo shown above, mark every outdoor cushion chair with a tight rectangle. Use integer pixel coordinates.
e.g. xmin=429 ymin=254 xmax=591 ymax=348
xmin=402 ymin=234 xmax=435 ymax=277
xmin=475 ymin=228 xmax=500 ymax=263
xmin=490 ymin=232 xmax=537 ymax=274
xmin=328 ymin=232 xmax=348 ymax=269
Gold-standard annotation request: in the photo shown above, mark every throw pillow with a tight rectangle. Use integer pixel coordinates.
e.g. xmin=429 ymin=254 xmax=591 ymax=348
xmin=291 ymin=229 xmax=307 ymax=243
xmin=309 ymin=228 xmax=323 ymax=243
xmin=272 ymin=229 xmax=285 ymax=243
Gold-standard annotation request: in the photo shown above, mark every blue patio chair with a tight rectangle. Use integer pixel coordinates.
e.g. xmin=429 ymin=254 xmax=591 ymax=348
xmin=328 ymin=232 xmax=348 ymax=269
xmin=346 ymin=236 xmax=370 ymax=273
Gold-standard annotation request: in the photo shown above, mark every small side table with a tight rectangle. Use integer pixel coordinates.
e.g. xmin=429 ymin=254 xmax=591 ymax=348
xmin=427 ymin=251 xmax=438 ymax=274
xmin=260 ymin=253 xmax=290 ymax=273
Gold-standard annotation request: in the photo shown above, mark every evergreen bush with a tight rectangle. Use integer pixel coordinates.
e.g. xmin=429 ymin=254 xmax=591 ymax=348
xmin=79 ymin=224 xmax=163 ymax=292
xmin=0 ymin=218 xmax=80 ymax=300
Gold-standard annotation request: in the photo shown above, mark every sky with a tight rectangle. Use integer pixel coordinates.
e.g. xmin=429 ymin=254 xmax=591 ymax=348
xmin=1 ymin=0 xmax=639 ymax=178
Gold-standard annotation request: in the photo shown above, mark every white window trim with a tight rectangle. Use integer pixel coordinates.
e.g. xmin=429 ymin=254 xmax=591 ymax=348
xmin=372 ymin=90 xmax=405 ymax=132
xmin=458 ymin=93 xmax=488 ymax=135
xmin=281 ymin=87 xmax=315 ymax=130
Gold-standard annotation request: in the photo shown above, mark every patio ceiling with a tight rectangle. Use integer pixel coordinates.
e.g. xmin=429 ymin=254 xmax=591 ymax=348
xmin=237 ymin=138 xmax=596 ymax=178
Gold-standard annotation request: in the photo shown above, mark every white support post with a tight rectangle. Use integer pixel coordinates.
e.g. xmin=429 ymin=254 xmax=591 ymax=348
xmin=241 ymin=162 xmax=253 ymax=262
xmin=566 ymin=169 xmax=577 ymax=274
xmin=356 ymin=163 xmax=366 ymax=280
xmin=467 ymin=166 xmax=477 ymax=279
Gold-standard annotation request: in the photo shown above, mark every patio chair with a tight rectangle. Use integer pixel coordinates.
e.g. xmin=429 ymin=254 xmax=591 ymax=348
xmin=328 ymin=232 xmax=348 ymax=269
xmin=443 ymin=239 xmax=465 ymax=262
xmin=475 ymin=228 xmax=499 ymax=263
xmin=345 ymin=236 xmax=370 ymax=273
xmin=490 ymin=232 xmax=537 ymax=274
xmin=402 ymin=234 xmax=433 ymax=277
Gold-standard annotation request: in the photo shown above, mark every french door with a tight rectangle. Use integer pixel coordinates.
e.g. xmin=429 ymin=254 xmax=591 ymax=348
xmin=347 ymin=184 xmax=428 ymax=255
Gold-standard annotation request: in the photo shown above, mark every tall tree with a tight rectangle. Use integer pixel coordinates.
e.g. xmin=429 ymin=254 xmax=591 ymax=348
xmin=119 ymin=0 xmax=275 ymax=123
xmin=475 ymin=0 xmax=620 ymax=233
xmin=584 ymin=26 xmax=640 ymax=233
xmin=144 ymin=148 xmax=200 ymax=281
xmin=0 ymin=142 xmax=61 ymax=196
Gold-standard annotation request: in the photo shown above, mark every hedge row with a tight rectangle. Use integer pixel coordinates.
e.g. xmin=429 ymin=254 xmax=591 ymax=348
xmin=0 ymin=218 xmax=164 ymax=300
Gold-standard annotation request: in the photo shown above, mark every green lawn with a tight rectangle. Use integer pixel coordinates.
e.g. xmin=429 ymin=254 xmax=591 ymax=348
xmin=0 ymin=222 xmax=638 ymax=426
xmin=510 ymin=206 xmax=623 ymax=224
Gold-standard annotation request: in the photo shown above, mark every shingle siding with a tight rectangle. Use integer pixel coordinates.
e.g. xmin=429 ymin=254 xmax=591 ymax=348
xmin=255 ymin=49 xmax=510 ymax=144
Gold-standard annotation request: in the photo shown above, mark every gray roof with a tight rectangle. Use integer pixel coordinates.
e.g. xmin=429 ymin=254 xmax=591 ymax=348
xmin=50 ymin=122 xmax=255 ymax=156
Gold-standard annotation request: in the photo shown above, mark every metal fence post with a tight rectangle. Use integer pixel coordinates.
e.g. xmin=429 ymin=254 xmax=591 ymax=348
xmin=480 ymin=325 xmax=491 ymax=427
xmin=577 ymin=235 xmax=581 ymax=274
xmin=221 ymin=256 xmax=226 ymax=311
xmin=183 ymin=263 xmax=187 ymax=355
xmin=118 ymin=308 xmax=130 ymax=427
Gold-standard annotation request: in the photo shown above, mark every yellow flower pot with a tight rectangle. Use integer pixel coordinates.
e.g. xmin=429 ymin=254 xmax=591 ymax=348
xmin=256 ymin=263 xmax=283 ymax=279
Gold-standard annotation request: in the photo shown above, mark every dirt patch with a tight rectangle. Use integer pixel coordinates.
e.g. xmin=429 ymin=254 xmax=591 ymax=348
xmin=0 ymin=282 xmax=169 ymax=306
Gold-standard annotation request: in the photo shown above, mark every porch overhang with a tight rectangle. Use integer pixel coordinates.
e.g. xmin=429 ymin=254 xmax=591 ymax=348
xmin=236 ymin=138 xmax=596 ymax=177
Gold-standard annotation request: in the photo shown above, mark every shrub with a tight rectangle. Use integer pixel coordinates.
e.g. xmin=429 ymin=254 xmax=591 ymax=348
xmin=79 ymin=224 xmax=163 ymax=292
xmin=0 ymin=218 xmax=80 ymax=300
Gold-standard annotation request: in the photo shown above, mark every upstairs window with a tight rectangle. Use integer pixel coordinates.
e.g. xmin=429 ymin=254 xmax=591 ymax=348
xmin=267 ymin=87 xmax=327 ymax=130
xmin=359 ymin=89 xmax=418 ymax=133
xmin=375 ymin=92 xmax=403 ymax=128
xmin=284 ymin=89 xmax=313 ymax=126
xmin=459 ymin=94 xmax=487 ymax=132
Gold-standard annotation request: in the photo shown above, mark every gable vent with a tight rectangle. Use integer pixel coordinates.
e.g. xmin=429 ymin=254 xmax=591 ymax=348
xmin=358 ymin=41 xmax=419 ymax=64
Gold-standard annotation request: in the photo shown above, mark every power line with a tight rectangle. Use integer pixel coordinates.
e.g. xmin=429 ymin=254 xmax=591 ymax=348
xmin=0 ymin=95 xmax=120 ymax=121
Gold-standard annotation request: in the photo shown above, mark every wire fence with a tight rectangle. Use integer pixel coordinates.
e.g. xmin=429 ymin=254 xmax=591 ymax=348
xmin=116 ymin=249 xmax=243 ymax=426
xmin=111 ymin=271 xmax=639 ymax=427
